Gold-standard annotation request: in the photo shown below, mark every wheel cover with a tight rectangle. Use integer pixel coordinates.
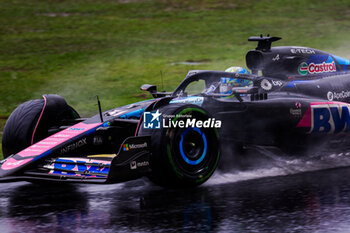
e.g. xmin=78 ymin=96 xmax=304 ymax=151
xmin=179 ymin=127 xmax=207 ymax=165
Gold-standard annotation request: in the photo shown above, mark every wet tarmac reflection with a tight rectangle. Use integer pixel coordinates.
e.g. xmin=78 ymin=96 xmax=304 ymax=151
xmin=1 ymin=167 xmax=350 ymax=232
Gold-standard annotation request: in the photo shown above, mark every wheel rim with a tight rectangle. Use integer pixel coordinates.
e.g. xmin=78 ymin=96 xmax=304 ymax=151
xmin=179 ymin=127 xmax=207 ymax=165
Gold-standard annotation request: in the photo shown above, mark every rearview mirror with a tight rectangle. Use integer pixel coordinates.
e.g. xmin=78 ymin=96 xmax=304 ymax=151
xmin=140 ymin=84 xmax=157 ymax=98
xmin=141 ymin=84 xmax=173 ymax=98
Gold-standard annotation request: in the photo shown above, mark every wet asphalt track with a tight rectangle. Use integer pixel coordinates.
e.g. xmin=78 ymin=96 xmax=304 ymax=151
xmin=1 ymin=166 xmax=350 ymax=232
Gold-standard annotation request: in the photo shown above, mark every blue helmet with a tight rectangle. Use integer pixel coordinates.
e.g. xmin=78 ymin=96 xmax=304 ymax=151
xmin=225 ymin=66 xmax=251 ymax=74
xmin=219 ymin=67 xmax=252 ymax=96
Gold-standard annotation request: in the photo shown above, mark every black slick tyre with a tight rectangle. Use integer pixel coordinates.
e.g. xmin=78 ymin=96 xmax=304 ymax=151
xmin=2 ymin=95 xmax=79 ymax=158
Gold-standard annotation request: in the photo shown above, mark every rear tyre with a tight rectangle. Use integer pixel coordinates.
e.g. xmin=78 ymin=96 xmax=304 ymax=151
xmin=138 ymin=104 xmax=220 ymax=187
xmin=2 ymin=95 xmax=79 ymax=158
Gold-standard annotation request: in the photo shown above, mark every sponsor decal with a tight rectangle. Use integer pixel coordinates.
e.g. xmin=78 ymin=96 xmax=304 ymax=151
xmin=327 ymin=90 xmax=350 ymax=101
xmin=260 ymin=79 xmax=272 ymax=91
xmin=290 ymin=108 xmax=302 ymax=117
xmin=61 ymin=138 xmax=87 ymax=154
xmin=129 ymin=142 xmax=147 ymax=149
xmin=68 ymin=127 xmax=85 ymax=131
xmin=123 ymin=142 xmax=148 ymax=151
xmin=327 ymin=91 xmax=334 ymax=101
xmin=291 ymin=48 xmax=316 ymax=54
xmin=123 ymin=144 xmax=129 ymax=151
xmin=299 ymin=61 xmax=336 ymax=75
xmin=272 ymin=54 xmax=280 ymax=61
xmin=290 ymin=102 xmax=302 ymax=117
xmin=50 ymin=158 xmax=110 ymax=176
xmin=271 ymin=80 xmax=283 ymax=87
xmin=297 ymin=102 xmax=350 ymax=133
xmin=93 ymin=136 xmax=103 ymax=145
xmin=308 ymin=61 xmax=336 ymax=74
xmin=298 ymin=62 xmax=308 ymax=75
xmin=130 ymin=160 xmax=149 ymax=170
xmin=170 ymin=96 xmax=204 ymax=106
xmin=143 ymin=111 xmax=222 ymax=129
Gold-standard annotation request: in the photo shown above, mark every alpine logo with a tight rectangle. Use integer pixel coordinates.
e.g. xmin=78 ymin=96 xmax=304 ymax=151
xmin=298 ymin=61 xmax=336 ymax=75
xmin=272 ymin=54 xmax=280 ymax=61
xmin=297 ymin=103 xmax=350 ymax=133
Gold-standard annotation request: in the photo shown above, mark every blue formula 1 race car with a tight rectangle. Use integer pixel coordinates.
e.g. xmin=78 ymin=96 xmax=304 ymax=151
xmin=1 ymin=35 xmax=350 ymax=187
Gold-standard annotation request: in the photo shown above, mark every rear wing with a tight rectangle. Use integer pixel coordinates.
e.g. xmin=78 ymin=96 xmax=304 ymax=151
xmin=248 ymin=35 xmax=282 ymax=51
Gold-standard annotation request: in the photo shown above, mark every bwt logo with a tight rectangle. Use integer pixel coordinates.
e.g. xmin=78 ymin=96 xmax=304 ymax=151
xmin=310 ymin=104 xmax=350 ymax=133
xmin=143 ymin=110 xmax=161 ymax=129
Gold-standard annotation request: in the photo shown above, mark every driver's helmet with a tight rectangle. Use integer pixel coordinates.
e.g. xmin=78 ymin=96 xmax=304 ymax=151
xmin=225 ymin=66 xmax=251 ymax=75
xmin=220 ymin=67 xmax=251 ymax=95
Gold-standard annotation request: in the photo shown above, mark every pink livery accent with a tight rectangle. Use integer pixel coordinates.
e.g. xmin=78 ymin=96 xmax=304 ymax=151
xmin=31 ymin=95 xmax=47 ymax=145
xmin=296 ymin=104 xmax=313 ymax=128
xmin=2 ymin=158 xmax=33 ymax=170
xmin=297 ymin=101 xmax=347 ymax=128
xmin=18 ymin=122 xmax=102 ymax=158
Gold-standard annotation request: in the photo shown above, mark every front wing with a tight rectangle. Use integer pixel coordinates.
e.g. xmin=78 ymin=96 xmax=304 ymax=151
xmin=0 ymin=122 xmax=152 ymax=184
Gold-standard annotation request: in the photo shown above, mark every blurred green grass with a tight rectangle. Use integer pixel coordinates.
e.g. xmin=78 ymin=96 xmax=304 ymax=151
xmin=1 ymin=0 xmax=350 ymax=158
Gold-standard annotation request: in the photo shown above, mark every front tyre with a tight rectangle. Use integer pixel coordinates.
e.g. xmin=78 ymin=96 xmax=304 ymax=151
xmin=2 ymin=95 xmax=79 ymax=158
xmin=139 ymin=104 xmax=220 ymax=187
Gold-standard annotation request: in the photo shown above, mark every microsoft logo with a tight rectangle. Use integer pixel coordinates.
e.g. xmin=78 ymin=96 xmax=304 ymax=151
xmin=123 ymin=144 xmax=129 ymax=151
